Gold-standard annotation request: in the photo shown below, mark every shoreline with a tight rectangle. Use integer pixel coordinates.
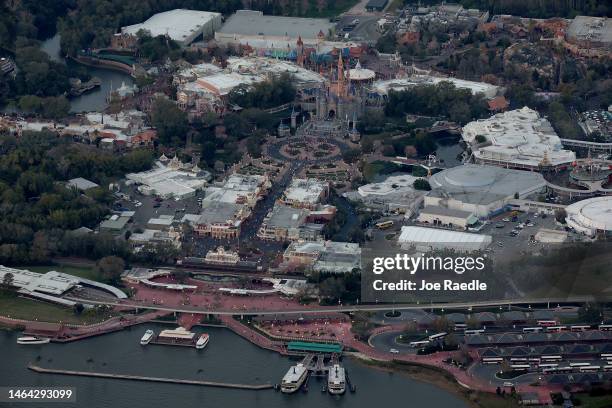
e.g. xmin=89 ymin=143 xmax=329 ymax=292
xmin=347 ymin=353 xmax=518 ymax=408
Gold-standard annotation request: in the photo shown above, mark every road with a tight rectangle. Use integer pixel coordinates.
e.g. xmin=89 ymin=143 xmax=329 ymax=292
xmin=71 ymin=295 xmax=599 ymax=316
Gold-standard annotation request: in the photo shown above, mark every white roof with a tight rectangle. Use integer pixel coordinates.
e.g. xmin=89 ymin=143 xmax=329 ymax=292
xmin=462 ymin=107 xmax=576 ymax=167
xmin=358 ymin=174 xmax=419 ymax=197
xmin=282 ymin=364 xmax=307 ymax=383
xmin=398 ymin=226 xmax=491 ymax=245
xmin=284 ymin=178 xmax=327 ymax=204
xmin=566 ymin=196 xmax=612 ymax=233
xmin=122 ymin=9 xmax=221 ymax=43
xmin=67 ymin=177 xmax=99 ymax=191
xmin=373 ymin=75 xmax=500 ymax=98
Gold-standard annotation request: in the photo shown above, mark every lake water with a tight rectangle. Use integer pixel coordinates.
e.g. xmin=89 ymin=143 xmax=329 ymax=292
xmin=0 ymin=325 xmax=468 ymax=408
xmin=40 ymin=35 xmax=135 ymax=113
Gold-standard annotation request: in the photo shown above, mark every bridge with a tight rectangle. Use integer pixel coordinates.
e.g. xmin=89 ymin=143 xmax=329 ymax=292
xmin=561 ymin=138 xmax=612 ymax=153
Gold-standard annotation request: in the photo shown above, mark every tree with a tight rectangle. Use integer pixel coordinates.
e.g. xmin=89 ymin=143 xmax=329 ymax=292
xmin=150 ymin=98 xmax=188 ymax=146
xmin=554 ymin=208 xmax=567 ymax=224
xmin=413 ymin=179 xmax=431 ymax=191
xmin=95 ymin=256 xmax=125 ymax=283
xmin=1 ymin=272 xmax=14 ymax=288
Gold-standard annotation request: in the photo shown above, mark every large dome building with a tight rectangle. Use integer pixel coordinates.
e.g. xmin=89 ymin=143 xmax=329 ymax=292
xmin=565 ymin=196 xmax=612 ymax=237
xmin=426 ymin=164 xmax=547 ymax=217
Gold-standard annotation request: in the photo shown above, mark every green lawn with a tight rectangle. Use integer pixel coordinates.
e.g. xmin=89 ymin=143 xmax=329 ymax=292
xmin=0 ymin=289 xmax=111 ymax=325
xmin=17 ymin=264 xmax=101 ymax=281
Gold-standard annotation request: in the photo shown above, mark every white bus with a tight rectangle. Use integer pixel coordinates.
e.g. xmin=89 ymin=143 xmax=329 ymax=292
xmin=453 ymin=323 xmax=467 ymax=331
xmin=537 ymin=320 xmax=558 ymax=327
xmin=428 ymin=332 xmax=447 ymax=341
xmin=408 ymin=340 xmax=430 ymax=348
xmin=522 ymin=327 xmax=543 ymax=333
xmin=570 ymin=325 xmax=591 ymax=332
xmin=604 ymin=365 xmax=612 ymax=372
xmin=464 ymin=329 xmax=485 ymax=335
xmin=545 ymin=326 xmax=567 ymax=333
xmin=601 ymin=354 xmax=612 ymax=359
xmin=541 ymin=355 xmax=563 ymax=361
xmin=599 ymin=324 xmax=612 ymax=331
xmin=569 ymin=362 xmax=591 ymax=367
xmin=538 ymin=363 xmax=559 ymax=369
xmin=510 ymin=364 xmax=530 ymax=371
xmin=482 ymin=357 xmax=503 ymax=364
xmin=579 ymin=365 xmax=600 ymax=373
xmin=510 ymin=357 xmax=528 ymax=362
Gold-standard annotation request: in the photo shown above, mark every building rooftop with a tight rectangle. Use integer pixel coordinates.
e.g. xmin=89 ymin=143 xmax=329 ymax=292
xmin=198 ymin=201 xmax=246 ymax=226
xmin=372 ymin=75 xmax=500 ymax=99
xmin=67 ymin=177 xmax=99 ymax=191
xmin=126 ymin=159 xmax=211 ymax=199
xmin=429 ymin=164 xmax=547 ymax=205
xmin=566 ymin=196 xmax=612 ymax=234
xmin=462 ymin=107 xmax=576 ymax=167
xmin=218 ymin=10 xmax=334 ymax=40
xmin=566 ymin=16 xmax=612 ymax=46
xmin=419 ymin=206 xmax=475 ymax=219
xmin=284 ymin=178 xmax=328 ymax=205
xmin=99 ymin=215 xmax=131 ymax=231
xmin=398 ymin=226 xmax=492 ymax=245
xmin=264 ymin=205 xmax=309 ymax=229
xmin=122 ymin=9 xmax=221 ymax=44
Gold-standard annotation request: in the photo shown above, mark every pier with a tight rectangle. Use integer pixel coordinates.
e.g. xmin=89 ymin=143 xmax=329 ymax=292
xmin=28 ymin=364 xmax=273 ymax=390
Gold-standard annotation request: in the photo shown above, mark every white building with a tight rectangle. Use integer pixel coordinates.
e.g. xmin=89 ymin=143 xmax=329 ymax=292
xmin=398 ymin=226 xmax=492 ymax=252
xmin=215 ymin=10 xmax=334 ymax=49
xmin=281 ymin=178 xmax=329 ymax=209
xmin=126 ymin=156 xmax=211 ymax=200
xmin=348 ymin=174 xmax=426 ymax=215
xmin=283 ymin=241 xmax=362 ymax=274
xmin=417 ymin=206 xmax=478 ymax=229
xmin=372 ymin=75 xmax=501 ymax=99
xmin=121 ymin=9 xmax=222 ymax=46
xmin=462 ymin=107 xmax=576 ymax=170
xmin=565 ymin=196 xmax=612 ymax=237
xmin=427 ymin=164 xmax=547 ymax=218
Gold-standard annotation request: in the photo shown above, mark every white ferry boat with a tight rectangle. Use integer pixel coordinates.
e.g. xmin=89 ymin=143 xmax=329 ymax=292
xmin=16 ymin=336 xmax=50 ymax=345
xmin=140 ymin=329 xmax=154 ymax=345
xmin=280 ymin=363 xmax=308 ymax=393
xmin=327 ymin=364 xmax=346 ymax=395
xmin=195 ymin=333 xmax=209 ymax=349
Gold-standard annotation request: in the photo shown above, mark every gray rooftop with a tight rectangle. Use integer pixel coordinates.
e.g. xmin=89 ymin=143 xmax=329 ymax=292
xmin=218 ymin=10 xmax=334 ymax=39
xmin=566 ymin=16 xmax=612 ymax=45
xmin=264 ymin=205 xmax=308 ymax=229
xmin=419 ymin=206 xmax=474 ymax=218
xmin=198 ymin=201 xmax=244 ymax=225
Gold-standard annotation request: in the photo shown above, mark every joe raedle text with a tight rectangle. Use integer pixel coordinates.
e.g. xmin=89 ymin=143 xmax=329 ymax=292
xmin=368 ymin=253 xmax=489 ymax=295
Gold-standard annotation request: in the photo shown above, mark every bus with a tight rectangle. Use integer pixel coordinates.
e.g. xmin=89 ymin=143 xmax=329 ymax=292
xmin=522 ymin=327 xmax=543 ymax=333
xmin=510 ymin=358 xmax=528 ymax=362
xmin=375 ymin=220 xmax=394 ymax=230
xmin=545 ymin=326 xmax=567 ymax=333
xmin=537 ymin=320 xmax=558 ymax=327
xmin=453 ymin=323 xmax=467 ymax=331
xmin=601 ymin=354 xmax=612 ymax=359
xmin=579 ymin=365 xmax=600 ymax=373
xmin=482 ymin=357 xmax=503 ymax=364
xmin=569 ymin=362 xmax=591 ymax=367
xmin=428 ymin=332 xmax=448 ymax=341
xmin=539 ymin=363 xmax=559 ymax=370
xmin=541 ymin=355 xmax=563 ymax=361
xmin=599 ymin=324 xmax=612 ymax=331
xmin=510 ymin=364 xmax=530 ymax=371
xmin=464 ymin=329 xmax=485 ymax=335
xmin=408 ymin=340 xmax=430 ymax=348
xmin=570 ymin=325 xmax=591 ymax=332
xmin=604 ymin=365 xmax=612 ymax=372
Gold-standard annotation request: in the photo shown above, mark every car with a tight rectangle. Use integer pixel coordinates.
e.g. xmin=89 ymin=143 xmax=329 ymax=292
xmin=495 ymin=223 xmax=505 ymax=228
xmin=534 ymin=213 xmax=539 ymax=218
xmin=517 ymin=223 xmax=525 ymax=229
xmin=526 ymin=222 xmax=535 ymax=227
xmin=389 ymin=348 xmax=400 ymax=354
xmin=153 ymin=203 xmax=161 ymax=208
xmin=497 ymin=241 xmax=504 ymax=247
xmin=503 ymin=382 xmax=514 ymax=387
xmin=135 ymin=202 xmax=143 ymax=207
xmin=502 ymin=218 xmax=510 ymax=222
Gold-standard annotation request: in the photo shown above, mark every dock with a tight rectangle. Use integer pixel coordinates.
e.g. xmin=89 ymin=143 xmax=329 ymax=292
xmin=28 ymin=364 xmax=273 ymax=390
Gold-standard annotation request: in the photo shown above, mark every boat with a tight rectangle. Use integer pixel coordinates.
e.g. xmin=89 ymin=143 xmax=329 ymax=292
xmin=327 ymin=364 xmax=346 ymax=395
xmin=280 ymin=363 xmax=308 ymax=394
xmin=195 ymin=333 xmax=209 ymax=349
xmin=16 ymin=336 xmax=50 ymax=345
xmin=140 ymin=329 xmax=154 ymax=345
